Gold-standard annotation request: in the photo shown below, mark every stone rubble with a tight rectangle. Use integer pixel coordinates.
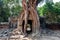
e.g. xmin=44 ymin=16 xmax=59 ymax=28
xmin=0 ymin=28 xmax=60 ymax=40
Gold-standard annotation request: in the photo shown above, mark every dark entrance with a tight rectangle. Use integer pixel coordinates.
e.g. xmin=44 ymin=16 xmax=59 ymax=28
xmin=22 ymin=20 xmax=32 ymax=34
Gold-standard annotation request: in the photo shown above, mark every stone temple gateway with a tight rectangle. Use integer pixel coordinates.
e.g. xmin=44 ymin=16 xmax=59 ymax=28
xmin=9 ymin=0 xmax=41 ymax=39
xmin=16 ymin=0 xmax=40 ymax=36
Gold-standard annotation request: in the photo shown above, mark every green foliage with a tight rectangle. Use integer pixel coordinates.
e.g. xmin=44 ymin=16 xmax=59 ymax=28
xmin=0 ymin=0 xmax=22 ymax=22
xmin=11 ymin=5 xmax=22 ymax=16
xmin=38 ymin=2 xmax=60 ymax=23
xmin=0 ymin=0 xmax=10 ymax=22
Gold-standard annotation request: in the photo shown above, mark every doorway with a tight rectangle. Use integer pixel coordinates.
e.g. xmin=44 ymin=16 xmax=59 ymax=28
xmin=22 ymin=20 xmax=32 ymax=34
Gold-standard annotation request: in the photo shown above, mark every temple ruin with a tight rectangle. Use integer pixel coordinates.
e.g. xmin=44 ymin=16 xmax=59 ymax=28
xmin=16 ymin=0 xmax=40 ymax=35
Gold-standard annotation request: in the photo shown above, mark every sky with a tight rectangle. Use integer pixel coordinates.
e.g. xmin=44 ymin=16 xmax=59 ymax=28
xmin=53 ymin=0 xmax=60 ymax=3
xmin=19 ymin=0 xmax=60 ymax=7
xmin=38 ymin=0 xmax=60 ymax=7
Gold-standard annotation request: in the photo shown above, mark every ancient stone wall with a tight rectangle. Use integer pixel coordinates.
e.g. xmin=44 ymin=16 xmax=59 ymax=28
xmin=46 ymin=23 xmax=60 ymax=30
xmin=0 ymin=22 xmax=9 ymax=29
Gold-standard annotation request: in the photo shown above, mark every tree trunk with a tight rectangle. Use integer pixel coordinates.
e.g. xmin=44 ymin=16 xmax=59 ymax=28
xmin=22 ymin=0 xmax=40 ymax=35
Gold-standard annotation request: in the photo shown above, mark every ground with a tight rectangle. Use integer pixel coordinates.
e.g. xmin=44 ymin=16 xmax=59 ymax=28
xmin=0 ymin=28 xmax=60 ymax=40
xmin=40 ymin=29 xmax=60 ymax=40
